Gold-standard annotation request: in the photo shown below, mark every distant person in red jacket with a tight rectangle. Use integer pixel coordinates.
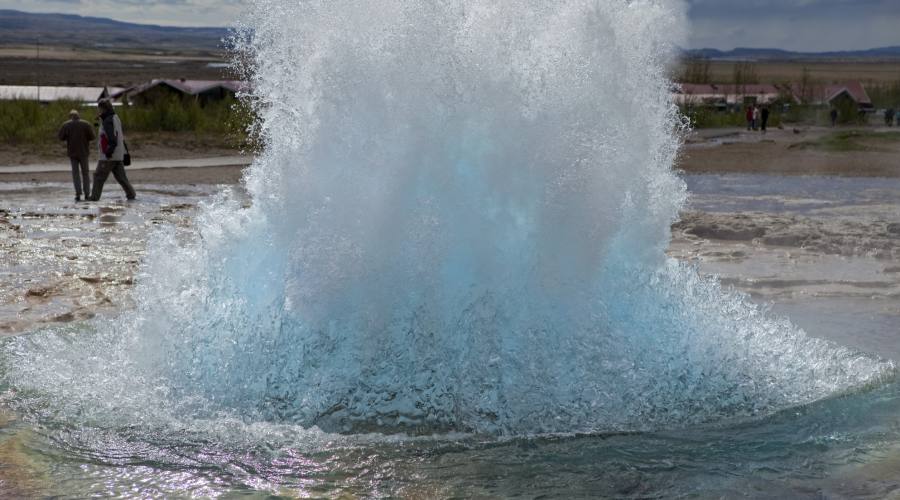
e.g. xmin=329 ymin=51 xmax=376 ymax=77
xmin=745 ymin=105 xmax=753 ymax=130
xmin=57 ymin=109 xmax=95 ymax=202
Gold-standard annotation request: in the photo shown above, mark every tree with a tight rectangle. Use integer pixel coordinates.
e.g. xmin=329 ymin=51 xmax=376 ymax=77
xmin=732 ymin=61 xmax=759 ymax=94
xmin=678 ymin=57 xmax=711 ymax=84
xmin=797 ymin=66 xmax=813 ymax=104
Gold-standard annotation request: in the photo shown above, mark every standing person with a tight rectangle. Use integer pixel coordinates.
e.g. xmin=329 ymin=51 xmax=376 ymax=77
xmin=745 ymin=105 xmax=753 ymax=130
xmin=57 ymin=109 xmax=95 ymax=202
xmin=752 ymin=105 xmax=760 ymax=131
xmin=760 ymin=105 xmax=770 ymax=134
xmin=90 ymin=99 xmax=136 ymax=201
xmin=830 ymin=108 xmax=838 ymax=127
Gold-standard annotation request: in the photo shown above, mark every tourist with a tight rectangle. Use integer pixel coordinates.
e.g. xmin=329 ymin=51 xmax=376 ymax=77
xmin=830 ymin=108 xmax=838 ymax=127
xmin=57 ymin=109 xmax=95 ymax=202
xmin=90 ymin=99 xmax=136 ymax=201
xmin=751 ymin=105 xmax=760 ymax=131
xmin=885 ymin=108 xmax=895 ymax=127
xmin=745 ymin=105 xmax=753 ymax=130
xmin=760 ymin=105 xmax=770 ymax=134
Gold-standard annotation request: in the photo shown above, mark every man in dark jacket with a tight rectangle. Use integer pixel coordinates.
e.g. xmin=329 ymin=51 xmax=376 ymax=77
xmin=58 ymin=110 xmax=95 ymax=202
xmin=90 ymin=99 xmax=136 ymax=201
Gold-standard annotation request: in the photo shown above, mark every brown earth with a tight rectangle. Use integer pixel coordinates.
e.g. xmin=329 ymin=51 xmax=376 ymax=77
xmin=3 ymin=126 xmax=899 ymax=184
xmin=0 ymin=44 xmax=236 ymax=87
xmin=0 ymin=165 xmax=245 ymax=185
xmin=689 ymin=60 xmax=900 ymax=85
xmin=677 ymin=127 xmax=900 ymax=177
xmin=0 ymin=131 xmax=243 ymax=167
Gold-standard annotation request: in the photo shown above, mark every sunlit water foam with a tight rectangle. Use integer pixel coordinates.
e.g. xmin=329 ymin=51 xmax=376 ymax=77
xmin=1 ymin=0 xmax=894 ymax=439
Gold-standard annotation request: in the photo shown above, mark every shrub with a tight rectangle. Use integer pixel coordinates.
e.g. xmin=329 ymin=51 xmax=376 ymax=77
xmin=0 ymin=97 xmax=255 ymax=148
xmin=0 ymin=99 xmax=86 ymax=145
xmin=681 ymin=105 xmax=782 ymax=129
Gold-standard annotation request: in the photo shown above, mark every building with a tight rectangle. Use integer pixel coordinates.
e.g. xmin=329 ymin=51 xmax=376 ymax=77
xmin=673 ymin=84 xmax=723 ymax=108
xmin=674 ymin=81 xmax=871 ymax=110
xmin=0 ymin=85 xmax=123 ymax=104
xmin=115 ymin=79 xmax=248 ymax=106
xmin=674 ymin=83 xmax=793 ymax=109
xmin=806 ymin=82 xmax=873 ymax=110
xmin=715 ymin=84 xmax=786 ymax=106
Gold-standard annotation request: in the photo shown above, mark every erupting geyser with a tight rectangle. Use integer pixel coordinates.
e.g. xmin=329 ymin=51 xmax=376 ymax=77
xmin=2 ymin=0 xmax=893 ymax=437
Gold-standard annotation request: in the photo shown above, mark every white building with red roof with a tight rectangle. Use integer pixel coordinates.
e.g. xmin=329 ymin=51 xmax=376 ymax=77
xmin=673 ymin=83 xmax=792 ymax=107
xmin=808 ymin=82 xmax=873 ymax=109
xmin=674 ymin=81 xmax=871 ymax=109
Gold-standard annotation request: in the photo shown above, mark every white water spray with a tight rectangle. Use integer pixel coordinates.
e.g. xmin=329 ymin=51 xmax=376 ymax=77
xmin=2 ymin=0 xmax=892 ymax=437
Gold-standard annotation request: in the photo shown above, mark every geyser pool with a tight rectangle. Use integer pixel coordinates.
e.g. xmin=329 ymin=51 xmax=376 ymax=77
xmin=0 ymin=0 xmax=893 ymax=441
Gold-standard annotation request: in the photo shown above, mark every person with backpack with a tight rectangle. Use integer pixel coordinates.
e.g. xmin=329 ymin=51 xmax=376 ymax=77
xmin=90 ymin=99 xmax=136 ymax=201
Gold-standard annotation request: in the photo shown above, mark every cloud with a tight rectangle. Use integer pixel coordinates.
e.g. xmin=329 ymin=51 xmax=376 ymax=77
xmin=686 ymin=0 xmax=900 ymax=50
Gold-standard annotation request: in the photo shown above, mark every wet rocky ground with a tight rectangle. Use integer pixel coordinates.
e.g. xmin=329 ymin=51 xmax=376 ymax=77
xmin=0 ymin=184 xmax=222 ymax=335
xmin=2 ymin=175 xmax=899 ymax=361
xmin=670 ymin=174 xmax=900 ymax=360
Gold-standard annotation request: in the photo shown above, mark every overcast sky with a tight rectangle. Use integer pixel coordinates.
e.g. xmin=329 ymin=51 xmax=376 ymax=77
xmin=1 ymin=0 xmax=898 ymax=52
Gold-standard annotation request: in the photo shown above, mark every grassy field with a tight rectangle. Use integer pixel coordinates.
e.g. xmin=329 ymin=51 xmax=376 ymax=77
xmin=0 ymin=46 xmax=222 ymax=61
xmin=0 ymin=97 xmax=255 ymax=165
xmin=0 ymin=57 xmax=233 ymax=87
xmin=0 ymin=98 xmax=250 ymax=143
xmin=0 ymin=42 xmax=234 ymax=87
xmin=788 ymin=130 xmax=900 ymax=152
xmin=684 ymin=60 xmax=900 ymax=85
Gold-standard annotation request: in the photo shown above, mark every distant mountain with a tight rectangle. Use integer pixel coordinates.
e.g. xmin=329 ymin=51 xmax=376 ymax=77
xmin=0 ymin=9 xmax=230 ymax=53
xmin=684 ymin=46 xmax=900 ymax=60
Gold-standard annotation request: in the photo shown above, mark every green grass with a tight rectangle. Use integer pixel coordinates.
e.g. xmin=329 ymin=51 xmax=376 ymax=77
xmin=681 ymin=106 xmax=782 ymax=129
xmin=0 ymin=97 xmax=255 ymax=150
xmin=0 ymin=99 xmax=81 ymax=146
xmin=867 ymin=81 xmax=900 ymax=109
xmin=789 ymin=130 xmax=900 ymax=152
xmin=684 ymin=103 xmax=873 ymax=129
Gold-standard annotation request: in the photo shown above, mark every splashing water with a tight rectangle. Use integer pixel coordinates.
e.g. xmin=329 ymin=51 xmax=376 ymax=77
xmin=1 ymin=0 xmax=893 ymax=438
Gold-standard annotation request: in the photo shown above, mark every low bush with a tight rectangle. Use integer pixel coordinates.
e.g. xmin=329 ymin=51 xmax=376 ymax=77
xmin=0 ymin=97 xmax=255 ymax=148
xmin=681 ymin=106 xmax=782 ymax=129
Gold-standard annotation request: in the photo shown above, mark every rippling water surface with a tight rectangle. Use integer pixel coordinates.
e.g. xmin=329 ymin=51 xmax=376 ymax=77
xmin=1 ymin=378 xmax=900 ymax=497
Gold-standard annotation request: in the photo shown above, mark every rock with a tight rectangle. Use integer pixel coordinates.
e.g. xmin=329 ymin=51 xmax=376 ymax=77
xmin=25 ymin=286 xmax=54 ymax=298
xmin=686 ymin=225 xmax=766 ymax=241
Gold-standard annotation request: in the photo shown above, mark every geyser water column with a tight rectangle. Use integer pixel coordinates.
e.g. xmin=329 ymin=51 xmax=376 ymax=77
xmin=1 ymin=0 xmax=893 ymax=437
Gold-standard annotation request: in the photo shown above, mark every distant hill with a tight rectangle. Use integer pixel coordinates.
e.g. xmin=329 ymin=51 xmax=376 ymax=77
xmin=0 ymin=9 xmax=230 ymax=53
xmin=684 ymin=46 xmax=900 ymax=61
